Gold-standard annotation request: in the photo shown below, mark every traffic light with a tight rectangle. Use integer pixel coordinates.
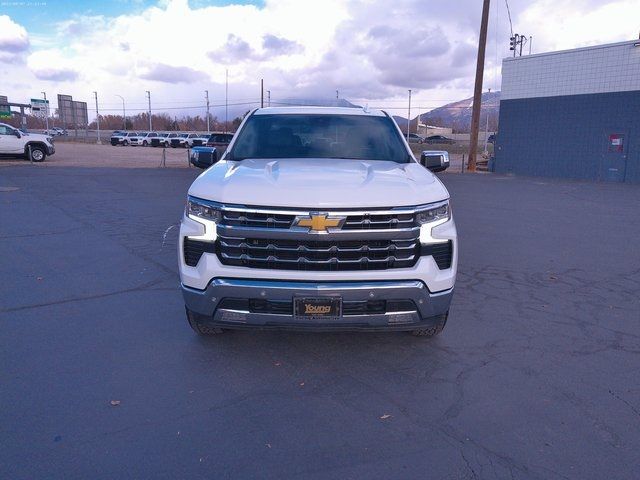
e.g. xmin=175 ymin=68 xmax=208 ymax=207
xmin=509 ymin=35 xmax=517 ymax=51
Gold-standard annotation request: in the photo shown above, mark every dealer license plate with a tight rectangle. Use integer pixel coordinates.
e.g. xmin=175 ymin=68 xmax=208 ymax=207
xmin=294 ymin=297 xmax=342 ymax=321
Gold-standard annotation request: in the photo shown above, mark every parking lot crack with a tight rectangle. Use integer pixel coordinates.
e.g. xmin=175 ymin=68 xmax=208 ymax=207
xmin=0 ymin=275 xmax=174 ymax=314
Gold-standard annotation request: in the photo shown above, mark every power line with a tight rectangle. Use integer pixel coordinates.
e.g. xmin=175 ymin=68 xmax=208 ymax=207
xmin=504 ymin=0 xmax=513 ymax=37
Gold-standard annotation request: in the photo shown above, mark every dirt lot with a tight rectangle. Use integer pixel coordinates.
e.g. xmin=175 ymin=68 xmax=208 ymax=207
xmin=0 ymin=142 xmax=196 ymax=169
xmin=1 ymin=141 xmax=470 ymax=171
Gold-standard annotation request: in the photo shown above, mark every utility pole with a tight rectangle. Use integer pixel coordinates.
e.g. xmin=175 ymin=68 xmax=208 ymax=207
xmin=115 ymin=95 xmax=126 ymax=130
xmin=336 ymin=90 xmax=339 ymax=99
xmin=205 ymin=90 xmax=210 ymax=133
xmin=261 ymin=79 xmax=264 ymax=108
xmin=406 ymin=89 xmax=412 ymax=139
xmin=93 ymin=91 xmax=101 ymax=144
xmin=146 ymin=90 xmax=152 ymax=131
xmin=225 ymin=69 xmax=228 ymax=134
xmin=267 ymin=90 xmax=271 ymax=107
xmin=41 ymin=91 xmax=49 ymax=132
xmin=468 ymin=0 xmax=490 ymax=172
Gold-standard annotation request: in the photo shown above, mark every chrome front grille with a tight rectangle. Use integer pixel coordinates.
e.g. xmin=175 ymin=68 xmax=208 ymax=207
xmin=222 ymin=210 xmax=294 ymax=229
xmin=219 ymin=208 xmax=417 ymax=230
xmin=217 ymin=235 xmax=419 ymax=271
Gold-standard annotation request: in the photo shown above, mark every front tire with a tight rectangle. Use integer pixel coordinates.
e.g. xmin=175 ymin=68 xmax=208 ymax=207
xmin=27 ymin=145 xmax=46 ymax=162
xmin=142 ymin=140 xmax=148 ymax=146
xmin=186 ymin=308 xmax=225 ymax=336
xmin=410 ymin=311 xmax=448 ymax=337
xmin=123 ymin=140 xmax=129 ymax=146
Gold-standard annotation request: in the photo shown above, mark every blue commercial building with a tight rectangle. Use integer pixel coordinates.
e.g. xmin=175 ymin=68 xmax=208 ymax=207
xmin=495 ymin=40 xmax=640 ymax=183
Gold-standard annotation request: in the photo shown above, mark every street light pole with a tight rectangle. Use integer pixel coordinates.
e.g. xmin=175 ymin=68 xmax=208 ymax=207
xmin=115 ymin=95 xmax=126 ymax=130
xmin=146 ymin=90 xmax=152 ymax=131
xmin=205 ymin=90 xmax=210 ymax=133
xmin=41 ymin=91 xmax=49 ymax=132
xmin=406 ymin=89 xmax=412 ymax=140
xmin=93 ymin=91 xmax=101 ymax=144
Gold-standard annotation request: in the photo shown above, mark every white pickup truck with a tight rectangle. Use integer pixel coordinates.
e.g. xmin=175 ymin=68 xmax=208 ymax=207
xmin=179 ymin=107 xmax=457 ymax=337
xmin=0 ymin=122 xmax=55 ymax=162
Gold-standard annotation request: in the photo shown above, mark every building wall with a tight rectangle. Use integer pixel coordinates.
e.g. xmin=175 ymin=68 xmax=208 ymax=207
xmin=495 ymin=90 xmax=640 ymax=182
xmin=501 ymin=40 xmax=640 ymax=100
xmin=496 ymin=40 xmax=640 ymax=182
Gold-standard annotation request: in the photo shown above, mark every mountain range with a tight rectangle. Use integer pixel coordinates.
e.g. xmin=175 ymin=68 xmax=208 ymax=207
xmin=394 ymin=90 xmax=500 ymax=133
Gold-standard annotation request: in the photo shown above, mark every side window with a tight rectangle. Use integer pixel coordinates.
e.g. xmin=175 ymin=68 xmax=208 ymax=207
xmin=0 ymin=125 xmax=9 ymax=135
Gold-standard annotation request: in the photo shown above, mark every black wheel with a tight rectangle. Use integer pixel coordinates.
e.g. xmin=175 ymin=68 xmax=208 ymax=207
xmin=410 ymin=311 xmax=448 ymax=337
xmin=27 ymin=145 xmax=46 ymax=162
xmin=123 ymin=140 xmax=129 ymax=146
xmin=142 ymin=140 xmax=148 ymax=146
xmin=186 ymin=307 xmax=225 ymax=336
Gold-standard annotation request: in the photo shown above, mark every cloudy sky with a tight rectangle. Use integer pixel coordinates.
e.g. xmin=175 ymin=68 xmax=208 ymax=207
xmin=1 ymin=0 xmax=638 ymax=120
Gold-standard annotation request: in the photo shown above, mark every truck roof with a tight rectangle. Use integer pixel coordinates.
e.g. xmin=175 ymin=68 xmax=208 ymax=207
xmin=254 ymin=106 xmax=386 ymax=117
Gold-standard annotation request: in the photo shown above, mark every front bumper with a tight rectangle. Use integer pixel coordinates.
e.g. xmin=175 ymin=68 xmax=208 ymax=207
xmin=182 ymin=278 xmax=453 ymax=332
xmin=46 ymin=145 xmax=55 ymax=155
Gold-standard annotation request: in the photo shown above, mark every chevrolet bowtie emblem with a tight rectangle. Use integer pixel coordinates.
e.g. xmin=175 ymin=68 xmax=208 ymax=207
xmin=295 ymin=214 xmax=345 ymax=232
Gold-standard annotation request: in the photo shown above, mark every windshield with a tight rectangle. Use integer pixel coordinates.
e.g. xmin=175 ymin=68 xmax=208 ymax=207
xmin=228 ymin=114 xmax=410 ymax=163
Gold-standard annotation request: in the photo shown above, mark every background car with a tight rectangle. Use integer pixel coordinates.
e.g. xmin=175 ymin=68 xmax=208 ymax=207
xmin=192 ymin=134 xmax=210 ymax=147
xmin=152 ymin=132 xmax=177 ymax=147
xmin=406 ymin=133 xmax=424 ymax=144
xmin=120 ymin=132 xmax=141 ymax=146
xmin=45 ymin=127 xmax=67 ymax=136
xmin=170 ymin=133 xmax=190 ymax=148
xmin=424 ymin=135 xmax=455 ymax=145
xmin=179 ymin=133 xmax=202 ymax=148
xmin=110 ymin=131 xmax=127 ymax=145
xmin=130 ymin=132 xmax=161 ymax=146
xmin=205 ymin=132 xmax=234 ymax=148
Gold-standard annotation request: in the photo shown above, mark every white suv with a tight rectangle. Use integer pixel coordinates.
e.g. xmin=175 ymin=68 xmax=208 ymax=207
xmin=178 ymin=107 xmax=457 ymax=337
xmin=130 ymin=132 xmax=160 ymax=146
xmin=0 ymin=123 xmax=55 ymax=162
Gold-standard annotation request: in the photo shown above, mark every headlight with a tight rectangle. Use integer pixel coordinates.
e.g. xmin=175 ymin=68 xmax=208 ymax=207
xmin=187 ymin=197 xmax=221 ymax=222
xmin=417 ymin=200 xmax=451 ymax=245
xmin=416 ymin=201 xmax=450 ymax=224
xmin=186 ymin=197 xmax=220 ymax=242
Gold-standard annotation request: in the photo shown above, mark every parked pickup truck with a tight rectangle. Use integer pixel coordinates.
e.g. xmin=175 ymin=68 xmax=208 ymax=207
xmin=0 ymin=122 xmax=55 ymax=162
xmin=179 ymin=107 xmax=457 ymax=337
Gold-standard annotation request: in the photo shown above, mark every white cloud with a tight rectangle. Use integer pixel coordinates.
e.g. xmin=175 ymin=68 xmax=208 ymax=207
xmin=0 ymin=15 xmax=30 ymax=63
xmin=1 ymin=0 xmax=638 ymax=119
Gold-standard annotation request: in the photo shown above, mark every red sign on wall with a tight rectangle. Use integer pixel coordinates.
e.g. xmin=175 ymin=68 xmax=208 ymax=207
xmin=609 ymin=134 xmax=624 ymax=152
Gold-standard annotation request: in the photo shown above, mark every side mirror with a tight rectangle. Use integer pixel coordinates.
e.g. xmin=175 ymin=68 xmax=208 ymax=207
xmin=420 ymin=151 xmax=450 ymax=173
xmin=14 ymin=130 xmax=21 ymax=138
xmin=190 ymin=147 xmax=218 ymax=169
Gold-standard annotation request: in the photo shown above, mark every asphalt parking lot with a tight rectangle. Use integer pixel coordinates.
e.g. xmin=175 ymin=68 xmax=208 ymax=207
xmin=1 ymin=158 xmax=639 ymax=479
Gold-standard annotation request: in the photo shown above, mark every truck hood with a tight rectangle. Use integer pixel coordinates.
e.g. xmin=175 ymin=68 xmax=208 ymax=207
xmin=188 ymin=158 xmax=449 ymax=208
xmin=26 ymin=133 xmax=52 ymax=142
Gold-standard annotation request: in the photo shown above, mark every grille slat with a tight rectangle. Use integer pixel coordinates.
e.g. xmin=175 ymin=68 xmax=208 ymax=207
xmin=217 ymin=235 xmax=418 ymax=271
xmin=219 ymin=210 xmax=417 ymax=230
xmin=217 ymin=298 xmax=417 ymax=315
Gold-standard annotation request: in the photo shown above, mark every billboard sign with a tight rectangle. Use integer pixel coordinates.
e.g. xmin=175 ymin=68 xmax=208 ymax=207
xmin=30 ymin=98 xmax=50 ymax=118
xmin=57 ymin=94 xmax=88 ymax=129
xmin=0 ymin=95 xmax=10 ymax=118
